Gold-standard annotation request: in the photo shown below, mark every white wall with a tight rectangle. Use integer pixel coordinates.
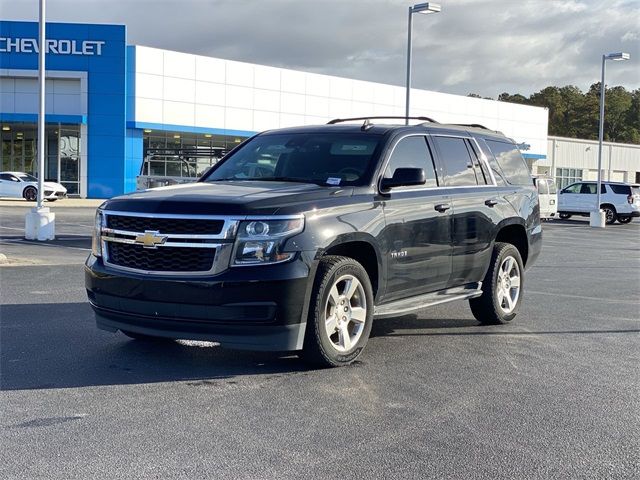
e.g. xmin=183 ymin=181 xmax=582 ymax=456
xmin=547 ymin=136 xmax=640 ymax=183
xmin=133 ymin=46 xmax=549 ymax=157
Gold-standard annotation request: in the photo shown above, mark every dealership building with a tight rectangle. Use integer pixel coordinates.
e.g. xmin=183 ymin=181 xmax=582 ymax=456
xmin=1 ymin=20 xmax=637 ymax=198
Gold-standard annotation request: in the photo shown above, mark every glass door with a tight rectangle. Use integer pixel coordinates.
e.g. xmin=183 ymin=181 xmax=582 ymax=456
xmin=58 ymin=125 xmax=80 ymax=195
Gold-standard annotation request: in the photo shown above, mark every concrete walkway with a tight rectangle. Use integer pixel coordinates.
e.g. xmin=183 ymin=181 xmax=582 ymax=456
xmin=0 ymin=198 xmax=106 ymax=208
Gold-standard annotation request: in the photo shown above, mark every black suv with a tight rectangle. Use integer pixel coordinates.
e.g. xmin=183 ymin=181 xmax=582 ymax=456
xmin=86 ymin=117 xmax=541 ymax=366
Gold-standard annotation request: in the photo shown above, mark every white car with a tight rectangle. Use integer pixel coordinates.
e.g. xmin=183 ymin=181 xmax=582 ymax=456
xmin=558 ymin=181 xmax=640 ymax=225
xmin=0 ymin=171 xmax=67 ymax=202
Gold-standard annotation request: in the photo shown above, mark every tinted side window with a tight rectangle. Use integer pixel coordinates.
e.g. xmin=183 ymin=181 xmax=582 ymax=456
xmin=433 ymin=136 xmax=478 ymax=187
xmin=0 ymin=174 xmax=13 ymax=181
xmin=581 ymin=183 xmax=605 ymax=194
xmin=485 ymin=140 xmax=532 ymax=185
xmin=610 ymin=184 xmax=631 ymax=195
xmin=384 ymin=136 xmax=438 ymax=188
xmin=477 ymin=139 xmax=507 ymax=185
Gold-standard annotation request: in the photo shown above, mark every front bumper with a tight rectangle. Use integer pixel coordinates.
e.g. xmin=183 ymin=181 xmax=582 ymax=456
xmin=43 ymin=190 xmax=67 ymax=200
xmin=85 ymin=254 xmax=312 ymax=351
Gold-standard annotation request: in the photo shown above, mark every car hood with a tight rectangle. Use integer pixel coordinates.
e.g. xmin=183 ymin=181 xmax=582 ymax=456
xmin=104 ymin=181 xmax=355 ymax=215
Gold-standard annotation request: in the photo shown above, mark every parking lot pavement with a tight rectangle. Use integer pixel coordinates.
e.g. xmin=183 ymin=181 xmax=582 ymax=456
xmin=1 ymin=208 xmax=639 ymax=479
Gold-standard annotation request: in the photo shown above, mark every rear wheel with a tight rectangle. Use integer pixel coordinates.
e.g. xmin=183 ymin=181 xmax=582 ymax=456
xmin=301 ymin=256 xmax=374 ymax=367
xmin=470 ymin=242 xmax=524 ymax=325
xmin=602 ymin=205 xmax=617 ymax=225
xmin=23 ymin=186 xmax=37 ymax=202
xmin=617 ymin=215 xmax=632 ymax=224
xmin=558 ymin=212 xmax=571 ymax=220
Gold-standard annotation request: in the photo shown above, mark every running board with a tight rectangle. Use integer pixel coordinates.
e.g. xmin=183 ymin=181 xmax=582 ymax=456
xmin=374 ymin=283 xmax=483 ymax=319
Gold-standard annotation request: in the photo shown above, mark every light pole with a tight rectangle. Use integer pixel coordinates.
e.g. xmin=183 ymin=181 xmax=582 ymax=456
xmin=590 ymin=51 xmax=630 ymax=228
xmin=25 ymin=0 xmax=56 ymax=240
xmin=405 ymin=2 xmax=441 ymax=125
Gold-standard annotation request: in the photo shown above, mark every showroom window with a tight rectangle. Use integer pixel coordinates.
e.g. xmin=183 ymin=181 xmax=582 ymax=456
xmin=141 ymin=131 xmax=249 ymax=179
xmin=555 ymin=168 xmax=583 ymax=189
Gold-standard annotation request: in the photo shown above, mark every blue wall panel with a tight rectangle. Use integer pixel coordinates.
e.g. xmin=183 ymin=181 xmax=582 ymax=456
xmin=0 ymin=20 xmax=127 ymax=198
xmin=124 ymin=128 xmax=143 ymax=193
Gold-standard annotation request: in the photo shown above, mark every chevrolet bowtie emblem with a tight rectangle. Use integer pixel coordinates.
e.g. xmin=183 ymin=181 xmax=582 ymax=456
xmin=135 ymin=230 xmax=168 ymax=249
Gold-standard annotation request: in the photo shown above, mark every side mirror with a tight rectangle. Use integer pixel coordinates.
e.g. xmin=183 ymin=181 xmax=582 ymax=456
xmin=380 ymin=167 xmax=426 ymax=191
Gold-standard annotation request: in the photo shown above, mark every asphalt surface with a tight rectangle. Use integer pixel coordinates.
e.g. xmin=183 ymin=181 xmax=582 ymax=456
xmin=1 ymin=207 xmax=639 ymax=479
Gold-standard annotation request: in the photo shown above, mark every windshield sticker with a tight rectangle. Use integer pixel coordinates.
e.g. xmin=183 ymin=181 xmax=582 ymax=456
xmin=326 ymin=177 xmax=342 ymax=186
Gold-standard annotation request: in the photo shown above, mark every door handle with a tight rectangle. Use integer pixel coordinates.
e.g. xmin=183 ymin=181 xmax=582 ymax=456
xmin=434 ymin=203 xmax=451 ymax=213
xmin=484 ymin=199 xmax=499 ymax=207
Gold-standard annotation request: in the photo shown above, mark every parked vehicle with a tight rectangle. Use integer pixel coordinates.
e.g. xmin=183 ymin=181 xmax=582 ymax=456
xmin=0 ymin=171 xmax=67 ymax=201
xmin=533 ymin=176 xmax=558 ymax=219
xmin=85 ymin=117 xmax=542 ymax=367
xmin=557 ymin=181 xmax=640 ymax=224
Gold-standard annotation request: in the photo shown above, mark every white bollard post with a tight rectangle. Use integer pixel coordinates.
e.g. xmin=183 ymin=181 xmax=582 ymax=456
xmin=25 ymin=207 xmax=56 ymax=240
xmin=589 ymin=210 xmax=606 ymax=228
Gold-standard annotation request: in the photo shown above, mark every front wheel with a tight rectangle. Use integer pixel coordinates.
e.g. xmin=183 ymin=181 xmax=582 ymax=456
xmin=617 ymin=215 xmax=632 ymax=224
xmin=470 ymin=242 xmax=524 ymax=325
xmin=301 ymin=256 xmax=374 ymax=367
xmin=558 ymin=212 xmax=571 ymax=220
xmin=23 ymin=186 xmax=37 ymax=202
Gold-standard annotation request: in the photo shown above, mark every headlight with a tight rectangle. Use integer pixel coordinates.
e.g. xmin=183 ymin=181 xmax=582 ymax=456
xmin=91 ymin=210 xmax=103 ymax=257
xmin=232 ymin=217 xmax=304 ymax=266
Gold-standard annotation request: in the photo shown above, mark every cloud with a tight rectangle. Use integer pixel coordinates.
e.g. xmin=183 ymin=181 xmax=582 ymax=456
xmin=1 ymin=0 xmax=638 ymax=97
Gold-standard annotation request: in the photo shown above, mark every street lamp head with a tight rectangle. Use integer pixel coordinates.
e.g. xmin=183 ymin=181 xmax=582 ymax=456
xmin=605 ymin=52 xmax=630 ymax=61
xmin=411 ymin=2 xmax=441 ymax=14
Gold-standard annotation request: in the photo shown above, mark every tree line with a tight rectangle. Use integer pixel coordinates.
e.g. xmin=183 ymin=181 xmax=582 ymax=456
xmin=468 ymin=84 xmax=640 ymax=145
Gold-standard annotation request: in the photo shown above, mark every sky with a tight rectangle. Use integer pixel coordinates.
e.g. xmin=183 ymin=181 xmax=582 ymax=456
xmin=2 ymin=0 xmax=639 ymax=98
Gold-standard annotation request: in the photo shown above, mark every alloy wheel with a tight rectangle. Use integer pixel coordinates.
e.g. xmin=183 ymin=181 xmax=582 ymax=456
xmin=496 ymin=256 xmax=521 ymax=314
xmin=324 ymin=274 xmax=367 ymax=352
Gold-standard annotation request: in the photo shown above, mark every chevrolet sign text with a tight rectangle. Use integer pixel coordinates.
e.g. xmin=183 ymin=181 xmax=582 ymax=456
xmin=0 ymin=38 xmax=105 ymax=55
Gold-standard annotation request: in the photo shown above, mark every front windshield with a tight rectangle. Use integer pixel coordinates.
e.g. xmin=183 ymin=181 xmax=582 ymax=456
xmin=202 ymin=133 xmax=383 ymax=186
xmin=18 ymin=174 xmax=38 ymax=182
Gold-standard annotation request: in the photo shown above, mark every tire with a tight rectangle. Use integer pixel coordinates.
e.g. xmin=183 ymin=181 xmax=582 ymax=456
xmin=558 ymin=212 xmax=571 ymax=220
xmin=47 ymin=198 xmax=58 ymax=202
xmin=301 ymin=255 xmax=374 ymax=367
xmin=617 ymin=215 xmax=632 ymax=224
xmin=470 ymin=242 xmax=524 ymax=325
xmin=602 ymin=205 xmax=617 ymax=225
xmin=121 ymin=330 xmax=173 ymax=342
xmin=23 ymin=186 xmax=37 ymax=202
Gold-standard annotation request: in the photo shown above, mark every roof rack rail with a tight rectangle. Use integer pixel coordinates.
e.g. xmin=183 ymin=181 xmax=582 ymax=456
xmin=327 ymin=116 xmax=439 ymax=126
xmin=451 ymin=123 xmax=491 ymax=130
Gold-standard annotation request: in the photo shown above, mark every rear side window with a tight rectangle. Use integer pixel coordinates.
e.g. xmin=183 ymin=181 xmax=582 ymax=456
xmin=548 ymin=179 xmax=557 ymax=194
xmin=485 ymin=140 xmax=532 ymax=185
xmin=432 ymin=136 xmax=479 ymax=187
xmin=609 ymin=184 xmax=631 ymax=195
xmin=384 ymin=136 xmax=438 ymax=188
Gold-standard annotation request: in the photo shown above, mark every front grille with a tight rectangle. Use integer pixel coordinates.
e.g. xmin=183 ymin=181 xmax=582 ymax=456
xmin=107 ymin=243 xmax=216 ymax=272
xmin=106 ymin=215 xmax=224 ymax=235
